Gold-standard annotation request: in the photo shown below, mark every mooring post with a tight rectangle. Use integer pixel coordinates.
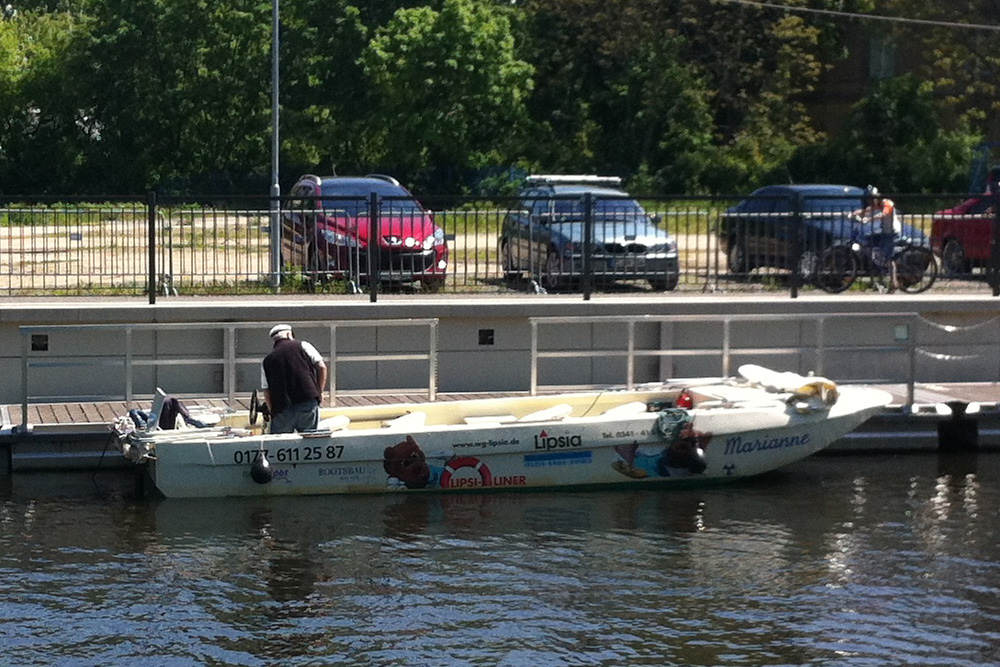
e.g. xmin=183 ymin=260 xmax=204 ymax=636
xmin=0 ymin=441 xmax=11 ymax=476
xmin=937 ymin=401 xmax=979 ymax=452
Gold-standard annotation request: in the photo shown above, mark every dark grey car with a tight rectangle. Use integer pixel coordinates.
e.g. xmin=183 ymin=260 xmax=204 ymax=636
xmin=499 ymin=175 xmax=680 ymax=291
xmin=719 ymin=183 xmax=928 ymax=279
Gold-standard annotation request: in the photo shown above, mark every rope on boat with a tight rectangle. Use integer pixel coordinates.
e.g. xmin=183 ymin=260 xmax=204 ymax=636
xmin=915 ymin=349 xmax=982 ymax=362
xmin=205 ymin=440 xmax=217 ymax=466
xmin=917 ymin=314 xmax=999 ymax=333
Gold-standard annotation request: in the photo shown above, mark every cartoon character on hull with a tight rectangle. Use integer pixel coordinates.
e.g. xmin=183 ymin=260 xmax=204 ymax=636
xmin=382 ymin=435 xmax=493 ymax=490
xmin=383 ymin=435 xmax=432 ymax=489
xmin=612 ymin=409 xmax=712 ymax=479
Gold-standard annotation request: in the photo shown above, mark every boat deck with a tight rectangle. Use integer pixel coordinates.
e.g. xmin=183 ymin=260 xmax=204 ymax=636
xmin=5 ymin=382 xmax=1000 ymax=433
xmin=1 ymin=391 xmax=531 ymax=435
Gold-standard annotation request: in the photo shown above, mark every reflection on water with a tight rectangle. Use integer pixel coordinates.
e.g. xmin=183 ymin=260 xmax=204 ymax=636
xmin=2 ymin=453 xmax=1000 ymax=666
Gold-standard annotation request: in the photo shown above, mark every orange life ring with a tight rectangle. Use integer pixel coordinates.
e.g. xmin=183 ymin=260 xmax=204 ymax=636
xmin=440 ymin=456 xmax=492 ymax=488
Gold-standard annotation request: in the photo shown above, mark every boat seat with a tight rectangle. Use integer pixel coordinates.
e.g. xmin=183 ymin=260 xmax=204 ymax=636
xmin=383 ymin=411 xmax=427 ymax=428
xmin=601 ymin=401 xmax=648 ymax=417
xmin=463 ymin=414 xmax=517 ymax=425
xmin=317 ymin=415 xmax=351 ymax=430
xmin=517 ymin=403 xmax=573 ymax=422
xmin=144 ymin=388 xmax=168 ymax=432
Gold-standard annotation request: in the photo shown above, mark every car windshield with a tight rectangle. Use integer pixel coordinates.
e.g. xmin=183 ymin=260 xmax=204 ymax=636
xmin=552 ymin=196 xmax=646 ymax=218
xmin=320 ymin=182 xmax=425 ymax=217
xmin=801 ymin=196 xmax=861 ymax=215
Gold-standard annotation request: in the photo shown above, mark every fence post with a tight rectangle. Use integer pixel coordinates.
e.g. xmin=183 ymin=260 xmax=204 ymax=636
xmin=991 ymin=190 xmax=1000 ymax=297
xmin=147 ymin=191 xmax=157 ymax=305
xmin=582 ymin=191 xmax=593 ymax=300
xmin=789 ymin=192 xmax=802 ymax=299
xmin=368 ymin=192 xmax=379 ymax=303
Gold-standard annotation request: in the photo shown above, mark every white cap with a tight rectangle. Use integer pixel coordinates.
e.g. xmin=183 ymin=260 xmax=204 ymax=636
xmin=269 ymin=323 xmax=292 ymax=338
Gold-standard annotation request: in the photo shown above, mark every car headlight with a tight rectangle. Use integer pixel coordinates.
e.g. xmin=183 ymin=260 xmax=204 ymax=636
xmin=321 ymin=229 xmax=359 ymax=247
xmin=424 ymin=228 xmax=445 ymax=249
xmin=643 ymin=240 xmax=677 ymax=257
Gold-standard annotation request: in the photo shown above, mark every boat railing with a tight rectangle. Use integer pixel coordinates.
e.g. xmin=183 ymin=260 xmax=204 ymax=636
xmin=529 ymin=312 xmax=937 ymax=405
xmin=16 ymin=319 xmax=438 ymax=432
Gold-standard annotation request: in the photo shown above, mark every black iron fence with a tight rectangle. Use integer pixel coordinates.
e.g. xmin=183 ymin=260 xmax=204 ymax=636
xmin=2 ymin=191 xmax=999 ymax=300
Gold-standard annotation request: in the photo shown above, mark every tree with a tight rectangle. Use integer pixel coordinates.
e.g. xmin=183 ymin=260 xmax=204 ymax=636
xmin=790 ymin=74 xmax=978 ymax=192
xmin=72 ymin=0 xmax=272 ymax=193
xmin=361 ymin=0 xmax=533 ymax=191
xmin=0 ymin=6 xmax=91 ymax=193
xmin=279 ymin=0 xmax=370 ymax=179
xmin=0 ymin=13 xmax=22 ymax=171
xmin=517 ymin=0 xmax=855 ymax=192
xmin=516 ymin=0 xmax=716 ymax=192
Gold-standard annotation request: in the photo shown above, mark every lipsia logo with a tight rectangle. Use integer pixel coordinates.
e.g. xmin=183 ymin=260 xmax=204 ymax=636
xmin=534 ymin=430 xmax=583 ymax=450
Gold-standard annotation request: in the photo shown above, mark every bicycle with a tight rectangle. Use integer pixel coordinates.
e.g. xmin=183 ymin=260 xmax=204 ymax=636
xmin=813 ymin=231 xmax=938 ymax=294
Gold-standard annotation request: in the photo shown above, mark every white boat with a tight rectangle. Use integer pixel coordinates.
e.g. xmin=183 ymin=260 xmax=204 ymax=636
xmin=111 ymin=365 xmax=891 ymax=499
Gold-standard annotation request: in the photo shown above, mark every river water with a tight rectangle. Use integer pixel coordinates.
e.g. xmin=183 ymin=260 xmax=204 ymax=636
xmin=1 ymin=452 xmax=999 ymax=666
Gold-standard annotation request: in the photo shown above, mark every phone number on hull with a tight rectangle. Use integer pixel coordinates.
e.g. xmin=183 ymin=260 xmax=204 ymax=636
xmin=232 ymin=445 xmax=345 ymax=465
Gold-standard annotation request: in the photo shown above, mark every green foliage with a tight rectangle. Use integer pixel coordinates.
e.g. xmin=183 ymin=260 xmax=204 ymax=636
xmin=280 ymin=1 xmax=370 ymax=176
xmin=72 ymin=0 xmax=272 ymax=192
xmin=789 ymin=75 xmax=980 ymax=192
xmin=361 ymin=0 xmax=533 ymax=191
xmin=0 ymin=0 xmax=994 ymax=195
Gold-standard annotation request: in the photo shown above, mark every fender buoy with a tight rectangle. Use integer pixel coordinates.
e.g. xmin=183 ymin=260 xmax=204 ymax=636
xmin=250 ymin=452 xmax=273 ymax=484
xmin=440 ymin=456 xmax=492 ymax=488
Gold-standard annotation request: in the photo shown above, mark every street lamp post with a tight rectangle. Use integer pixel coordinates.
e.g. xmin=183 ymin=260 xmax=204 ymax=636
xmin=269 ymin=0 xmax=281 ymax=286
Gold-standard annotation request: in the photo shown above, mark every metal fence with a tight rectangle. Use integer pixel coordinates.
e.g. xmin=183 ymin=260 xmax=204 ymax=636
xmin=2 ymin=191 xmax=999 ymax=299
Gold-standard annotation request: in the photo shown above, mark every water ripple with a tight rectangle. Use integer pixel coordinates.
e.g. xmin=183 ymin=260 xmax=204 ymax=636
xmin=1 ymin=457 xmax=1000 ymax=665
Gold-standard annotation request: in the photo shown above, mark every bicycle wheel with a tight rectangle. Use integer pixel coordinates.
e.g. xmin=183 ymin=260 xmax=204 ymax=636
xmin=893 ymin=246 xmax=938 ymax=294
xmin=814 ymin=245 xmax=857 ymax=293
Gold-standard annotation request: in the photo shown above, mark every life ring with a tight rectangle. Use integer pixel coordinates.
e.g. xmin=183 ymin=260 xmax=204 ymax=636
xmin=440 ymin=456 xmax=492 ymax=488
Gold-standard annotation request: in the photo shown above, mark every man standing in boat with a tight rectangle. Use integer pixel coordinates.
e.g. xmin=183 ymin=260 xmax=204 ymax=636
xmin=261 ymin=324 xmax=328 ymax=433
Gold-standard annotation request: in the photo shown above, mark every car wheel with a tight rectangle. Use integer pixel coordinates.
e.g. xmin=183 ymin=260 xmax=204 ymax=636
xmin=648 ymin=275 xmax=679 ymax=291
xmin=543 ymin=250 xmax=569 ymax=291
xmin=420 ymin=277 xmax=445 ymax=292
xmin=941 ymin=239 xmax=970 ymax=277
xmin=727 ymin=237 xmax=750 ymax=278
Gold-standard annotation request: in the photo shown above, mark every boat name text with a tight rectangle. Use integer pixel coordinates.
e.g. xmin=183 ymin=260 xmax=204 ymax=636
xmin=534 ymin=431 xmax=583 ymax=450
xmin=723 ymin=432 xmax=811 ymax=455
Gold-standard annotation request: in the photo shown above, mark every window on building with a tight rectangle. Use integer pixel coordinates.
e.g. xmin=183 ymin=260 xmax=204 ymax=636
xmin=869 ymin=35 xmax=897 ymax=80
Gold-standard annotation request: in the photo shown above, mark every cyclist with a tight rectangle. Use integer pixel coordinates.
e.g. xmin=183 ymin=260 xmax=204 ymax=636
xmin=853 ymin=185 xmax=900 ymax=269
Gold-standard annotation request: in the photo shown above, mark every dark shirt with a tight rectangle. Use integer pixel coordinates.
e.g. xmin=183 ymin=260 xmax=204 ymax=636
xmin=262 ymin=338 xmax=321 ymax=415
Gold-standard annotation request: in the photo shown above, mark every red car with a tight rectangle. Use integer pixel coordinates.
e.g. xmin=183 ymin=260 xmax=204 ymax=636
xmin=282 ymin=174 xmax=448 ymax=289
xmin=931 ymin=196 xmax=997 ymax=275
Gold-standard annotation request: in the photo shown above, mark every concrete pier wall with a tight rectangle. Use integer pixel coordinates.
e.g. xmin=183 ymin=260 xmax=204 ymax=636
xmin=1 ymin=294 xmax=999 ymax=405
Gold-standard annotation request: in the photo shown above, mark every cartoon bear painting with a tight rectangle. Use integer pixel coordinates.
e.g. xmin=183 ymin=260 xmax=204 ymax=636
xmin=383 ymin=435 xmax=431 ymax=489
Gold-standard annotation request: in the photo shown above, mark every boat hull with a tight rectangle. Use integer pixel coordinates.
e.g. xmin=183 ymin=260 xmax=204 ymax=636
xmin=135 ymin=385 xmax=890 ymax=498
